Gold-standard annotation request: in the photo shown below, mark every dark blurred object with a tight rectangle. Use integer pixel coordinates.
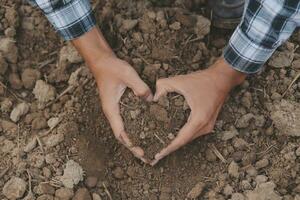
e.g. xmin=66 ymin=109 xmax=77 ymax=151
xmin=208 ymin=0 xmax=245 ymax=29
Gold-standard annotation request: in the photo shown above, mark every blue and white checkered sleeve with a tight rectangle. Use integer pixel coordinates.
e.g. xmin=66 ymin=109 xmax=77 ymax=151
xmin=223 ymin=0 xmax=299 ymax=74
xmin=30 ymin=0 xmax=96 ymax=40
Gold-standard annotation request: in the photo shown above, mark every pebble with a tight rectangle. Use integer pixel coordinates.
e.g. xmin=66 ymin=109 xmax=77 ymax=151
xmin=59 ymin=44 xmax=83 ymax=64
xmin=85 ymin=176 xmax=98 ymax=188
xmin=245 ymin=182 xmax=281 ymax=200
xmin=228 ymin=161 xmax=239 ymax=178
xmin=33 ymin=80 xmax=56 ymax=105
xmin=205 ymin=148 xmax=217 ymax=162
xmin=10 ymin=102 xmax=30 ymax=122
xmin=0 ymin=37 xmax=18 ymax=63
xmin=186 ymin=182 xmax=206 ymax=199
xmin=236 ymin=113 xmax=254 ymax=128
xmin=9 ymin=72 xmax=23 ymax=89
xmin=44 ymin=133 xmax=64 ymax=148
xmin=222 ymin=127 xmax=238 ymax=141
xmin=36 ymin=194 xmax=54 ymax=200
xmin=32 ymin=116 xmax=48 ymax=130
xmin=47 ymin=117 xmax=60 ymax=129
xmin=169 ymin=21 xmax=181 ymax=30
xmin=231 ymin=193 xmax=245 ymax=200
xmin=3 ymin=177 xmax=27 ymax=199
xmin=24 ymin=137 xmax=37 ymax=153
xmin=112 ymin=166 xmax=125 ymax=179
xmin=92 ymin=193 xmax=102 ymax=200
xmin=194 ymin=15 xmax=210 ymax=39
xmin=35 ymin=183 xmax=55 ymax=195
xmin=223 ymin=184 xmax=233 ymax=196
xmin=149 ymin=104 xmax=169 ymax=123
xmin=2 ymin=139 xmax=15 ymax=153
xmin=233 ymin=138 xmax=248 ymax=150
xmin=255 ymin=158 xmax=269 ymax=169
xmin=73 ymin=188 xmax=91 ymax=200
xmin=255 ymin=175 xmax=268 ymax=184
xmin=60 ymin=160 xmax=84 ymax=188
xmin=55 ymin=188 xmax=74 ymax=200
xmin=21 ymin=68 xmax=41 ymax=89
xmin=120 ymin=19 xmax=138 ymax=32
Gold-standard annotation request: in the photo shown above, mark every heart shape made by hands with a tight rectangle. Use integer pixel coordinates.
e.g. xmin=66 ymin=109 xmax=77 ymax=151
xmin=120 ymin=90 xmax=190 ymax=160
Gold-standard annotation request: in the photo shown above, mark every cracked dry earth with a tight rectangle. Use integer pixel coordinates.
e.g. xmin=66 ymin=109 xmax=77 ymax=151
xmin=1 ymin=0 xmax=300 ymax=200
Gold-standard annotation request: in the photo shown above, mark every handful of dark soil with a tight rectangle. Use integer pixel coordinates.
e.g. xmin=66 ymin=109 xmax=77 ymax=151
xmin=120 ymin=90 xmax=190 ymax=160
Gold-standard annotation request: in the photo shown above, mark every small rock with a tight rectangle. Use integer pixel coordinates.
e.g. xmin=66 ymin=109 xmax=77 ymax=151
xmin=0 ymin=37 xmax=18 ymax=63
xmin=32 ymin=116 xmax=48 ymax=130
xmin=33 ymin=80 xmax=56 ymax=106
xmin=1 ymin=98 xmax=13 ymax=112
xmin=169 ymin=21 xmax=181 ymax=30
xmin=92 ymin=193 xmax=102 ymax=200
xmin=255 ymin=158 xmax=269 ymax=170
xmin=36 ymin=194 xmax=54 ymax=200
xmin=241 ymin=180 xmax=252 ymax=190
xmin=85 ymin=176 xmax=98 ymax=188
xmin=120 ymin=19 xmax=138 ymax=32
xmin=55 ymin=188 xmax=74 ymax=200
xmin=0 ymin=53 xmax=8 ymax=75
xmin=231 ymin=193 xmax=245 ymax=200
xmin=10 ymin=102 xmax=30 ymax=122
xmin=194 ymin=15 xmax=210 ymax=39
xmin=0 ymin=119 xmax=17 ymax=133
xmin=149 ymin=104 xmax=169 ymax=123
xmin=21 ymin=68 xmax=41 ymax=89
xmin=255 ymin=175 xmax=268 ymax=184
xmin=236 ymin=113 xmax=254 ymax=128
xmin=59 ymin=44 xmax=83 ymax=64
xmin=245 ymin=182 xmax=282 ymax=200
xmin=228 ymin=161 xmax=239 ymax=178
xmin=24 ymin=137 xmax=37 ymax=153
xmin=60 ymin=160 xmax=84 ymax=188
xmin=3 ymin=177 xmax=27 ymax=199
xmin=270 ymin=100 xmax=300 ymax=137
xmin=268 ymin=50 xmax=294 ymax=68
xmin=222 ymin=126 xmax=238 ymax=141
xmin=44 ymin=133 xmax=64 ymax=147
xmin=112 ymin=166 xmax=125 ymax=179
xmin=130 ymin=109 xmax=141 ymax=119
xmin=73 ymin=188 xmax=91 ymax=200
xmin=233 ymin=138 xmax=248 ymax=150
xmin=2 ymin=139 xmax=15 ymax=153
xmin=186 ymin=182 xmax=206 ymax=199
xmin=47 ymin=117 xmax=60 ymax=129
xmin=9 ymin=72 xmax=23 ymax=89
xmin=223 ymin=184 xmax=233 ymax=196
xmin=205 ymin=148 xmax=217 ymax=162
xmin=36 ymin=183 xmax=55 ymax=195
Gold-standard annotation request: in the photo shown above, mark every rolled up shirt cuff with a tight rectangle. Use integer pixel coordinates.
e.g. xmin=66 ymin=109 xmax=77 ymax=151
xmin=44 ymin=0 xmax=96 ymax=40
xmin=223 ymin=27 xmax=276 ymax=74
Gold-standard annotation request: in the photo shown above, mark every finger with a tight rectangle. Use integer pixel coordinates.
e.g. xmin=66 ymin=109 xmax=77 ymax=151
xmin=151 ymin=119 xmax=200 ymax=165
xmin=125 ymin=73 xmax=153 ymax=101
xmin=153 ymin=79 xmax=174 ymax=101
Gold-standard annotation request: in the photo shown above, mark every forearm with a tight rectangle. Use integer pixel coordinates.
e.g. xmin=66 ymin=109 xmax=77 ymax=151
xmin=71 ymin=27 xmax=114 ymax=67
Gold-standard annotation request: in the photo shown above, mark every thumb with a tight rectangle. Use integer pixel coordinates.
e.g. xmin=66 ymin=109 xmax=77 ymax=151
xmin=126 ymin=75 xmax=153 ymax=102
xmin=153 ymin=79 xmax=174 ymax=101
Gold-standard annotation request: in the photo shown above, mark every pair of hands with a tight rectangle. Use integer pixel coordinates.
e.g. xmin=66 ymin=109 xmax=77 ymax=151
xmin=92 ymin=55 xmax=246 ymax=165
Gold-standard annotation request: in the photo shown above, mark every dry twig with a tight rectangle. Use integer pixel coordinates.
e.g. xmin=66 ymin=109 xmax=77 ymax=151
xmin=103 ymin=182 xmax=113 ymax=200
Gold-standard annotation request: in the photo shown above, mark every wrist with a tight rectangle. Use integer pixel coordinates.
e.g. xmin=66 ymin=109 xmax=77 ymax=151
xmin=209 ymin=57 xmax=247 ymax=89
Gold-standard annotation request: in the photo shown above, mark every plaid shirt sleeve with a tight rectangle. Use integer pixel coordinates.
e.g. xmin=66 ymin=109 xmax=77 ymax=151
xmin=223 ymin=0 xmax=300 ymax=74
xmin=27 ymin=0 xmax=96 ymax=40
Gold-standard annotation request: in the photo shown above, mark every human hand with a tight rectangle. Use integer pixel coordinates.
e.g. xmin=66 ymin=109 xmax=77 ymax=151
xmin=150 ymin=58 xmax=246 ymax=165
xmin=91 ymin=56 xmax=153 ymax=163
